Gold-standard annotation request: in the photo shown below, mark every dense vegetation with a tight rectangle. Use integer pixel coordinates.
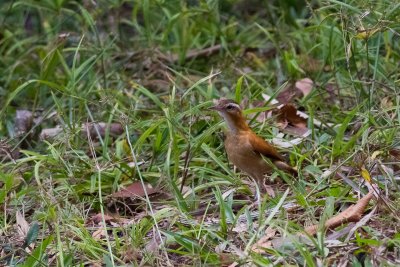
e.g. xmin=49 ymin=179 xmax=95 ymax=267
xmin=1 ymin=0 xmax=399 ymax=266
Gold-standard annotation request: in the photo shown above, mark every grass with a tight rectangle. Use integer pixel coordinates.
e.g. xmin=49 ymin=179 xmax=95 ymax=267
xmin=1 ymin=0 xmax=400 ymax=266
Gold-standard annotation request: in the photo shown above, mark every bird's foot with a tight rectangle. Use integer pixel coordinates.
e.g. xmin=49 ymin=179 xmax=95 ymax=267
xmin=262 ymin=184 xmax=276 ymax=198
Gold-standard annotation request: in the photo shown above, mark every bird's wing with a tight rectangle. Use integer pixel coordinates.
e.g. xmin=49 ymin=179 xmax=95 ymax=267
xmin=248 ymin=133 xmax=285 ymax=161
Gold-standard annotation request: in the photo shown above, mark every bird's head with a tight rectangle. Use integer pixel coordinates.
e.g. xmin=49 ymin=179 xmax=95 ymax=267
xmin=209 ymin=98 xmax=249 ymax=132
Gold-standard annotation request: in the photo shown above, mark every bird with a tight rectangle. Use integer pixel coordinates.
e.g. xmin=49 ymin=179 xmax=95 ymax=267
xmin=210 ymin=98 xmax=297 ymax=195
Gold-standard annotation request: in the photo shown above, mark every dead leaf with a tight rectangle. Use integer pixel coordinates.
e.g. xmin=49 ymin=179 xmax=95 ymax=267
xmin=326 ymin=223 xmax=356 ymax=240
xmin=295 ymin=78 xmax=313 ymax=97
xmin=276 ymin=78 xmax=314 ymax=104
xmin=92 ymin=227 xmax=107 ymax=240
xmin=389 ymin=148 xmax=400 ymax=160
xmin=89 ymin=213 xmax=115 ymax=224
xmin=360 ymin=166 xmax=372 ymax=183
xmin=380 ymin=96 xmax=393 ymax=110
xmin=276 ymin=104 xmax=309 ymax=136
xmin=40 ymin=122 xmax=123 ymax=140
xmin=141 ymin=79 xmax=170 ymax=92
xmin=325 ymin=83 xmax=337 ymax=99
xmin=110 ymin=181 xmax=158 ymax=198
xmin=15 ymin=110 xmax=33 ymax=136
xmin=299 ymin=55 xmax=321 ymax=73
xmin=277 ymin=104 xmax=307 ymax=128
xmin=251 ymin=228 xmax=277 ymax=253
xmin=121 ymin=245 xmax=140 ymax=263
xmin=167 ymin=44 xmax=222 ymax=62
xmin=305 ymin=191 xmax=375 ymax=235
xmin=0 ymin=139 xmax=19 ymax=162
xmin=219 ymin=253 xmax=237 ymax=266
xmin=344 ymin=207 xmax=377 ymax=242
xmin=16 ymin=211 xmax=30 ymax=240
xmin=272 ymin=133 xmax=311 ymax=148
xmin=246 ymin=100 xmax=272 ymax=122
xmin=276 ymin=84 xmax=302 ymax=104
xmin=39 ymin=126 xmax=63 ymax=140
xmin=82 ymin=122 xmax=124 ymax=139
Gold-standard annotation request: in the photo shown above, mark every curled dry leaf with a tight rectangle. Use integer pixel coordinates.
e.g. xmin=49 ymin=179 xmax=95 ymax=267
xmin=89 ymin=213 xmax=115 ymax=224
xmin=109 ymin=181 xmax=158 ymax=198
xmin=40 ymin=122 xmax=123 ymax=140
xmin=263 ymin=93 xmax=328 ymax=128
xmin=82 ymin=122 xmax=124 ymax=139
xmin=247 ymin=100 xmax=271 ymax=122
xmin=276 ymin=104 xmax=309 ymax=137
xmin=305 ymin=190 xmax=375 ymax=235
xmin=277 ymin=104 xmax=307 ymax=128
xmin=276 ymin=84 xmax=302 ymax=104
xmin=15 ymin=110 xmax=33 ymax=136
xmin=16 ymin=211 xmax=29 ymax=239
xmin=39 ymin=126 xmax=63 ymax=140
xmin=0 ymin=139 xmax=20 ymax=162
xmin=251 ymin=227 xmax=277 ymax=253
xmin=166 ymin=44 xmax=222 ymax=63
xmin=272 ymin=134 xmax=310 ymax=148
xmin=271 ymin=191 xmax=376 ymax=251
xmin=295 ymin=78 xmax=314 ymax=97
xmin=344 ymin=207 xmax=377 ymax=242
xmin=276 ymin=78 xmax=314 ymax=104
xmin=380 ymin=96 xmax=393 ymax=110
xmin=92 ymin=227 xmax=107 ymax=240
xmin=299 ymin=55 xmax=321 ymax=73
xmin=389 ymin=148 xmax=400 ymax=160
xmin=325 ymin=83 xmax=338 ymax=100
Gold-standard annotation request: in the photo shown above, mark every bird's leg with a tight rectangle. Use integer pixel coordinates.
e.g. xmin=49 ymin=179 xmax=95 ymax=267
xmin=242 ymin=176 xmax=276 ymax=197
xmin=259 ymin=174 xmax=276 ymax=197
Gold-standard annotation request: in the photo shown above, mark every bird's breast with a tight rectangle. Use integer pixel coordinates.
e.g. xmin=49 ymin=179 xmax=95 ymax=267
xmin=224 ymin=133 xmax=271 ymax=180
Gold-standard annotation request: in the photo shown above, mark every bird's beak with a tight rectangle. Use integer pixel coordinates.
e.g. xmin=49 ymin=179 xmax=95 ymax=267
xmin=208 ymin=105 xmax=221 ymax=111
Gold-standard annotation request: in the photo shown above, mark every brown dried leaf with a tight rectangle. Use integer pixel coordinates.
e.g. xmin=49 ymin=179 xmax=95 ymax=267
xmin=305 ymin=191 xmax=375 ymax=235
xmin=277 ymin=104 xmax=307 ymax=128
xmin=92 ymin=227 xmax=107 ymax=240
xmin=295 ymin=78 xmax=313 ymax=97
xmin=15 ymin=110 xmax=33 ymax=136
xmin=247 ymin=100 xmax=270 ymax=122
xmin=40 ymin=122 xmax=124 ymax=140
xmin=389 ymin=148 xmax=400 ymax=160
xmin=276 ymin=78 xmax=313 ymax=104
xmin=380 ymin=96 xmax=393 ymax=110
xmin=251 ymin=228 xmax=277 ymax=253
xmin=326 ymin=83 xmax=337 ymax=98
xmin=141 ymin=79 xmax=170 ymax=92
xmin=0 ymin=139 xmax=19 ymax=162
xmin=299 ymin=55 xmax=322 ymax=73
xmin=276 ymin=84 xmax=301 ymax=104
xmin=82 ymin=122 xmax=124 ymax=139
xmin=121 ymin=245 xmax=140 ymax=263
xmin=39 ymin=126 xmax=63 ymax=140
xmin=110 ymin=181 xmax=158 ymax=198
xmin=276 ymin=104 xmax=309 ymax=136
xmin=16 ymin=211 xmax=29 ymax=239
xmin=219 ymin=253 xmax=237 ymax=266
xmin=89 ymin=213 xmax=115 ymax=224
xmin=167 ymin=44 xmax=222 ymax=62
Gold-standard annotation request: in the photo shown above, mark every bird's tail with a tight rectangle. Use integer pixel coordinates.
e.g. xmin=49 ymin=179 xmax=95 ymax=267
xmin=273 ymin=160 xmax=298 ymax=176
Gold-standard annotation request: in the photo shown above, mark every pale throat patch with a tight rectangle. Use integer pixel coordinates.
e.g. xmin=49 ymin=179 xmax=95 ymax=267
xmin=218 ymin=111 xmax=237 ymax=132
